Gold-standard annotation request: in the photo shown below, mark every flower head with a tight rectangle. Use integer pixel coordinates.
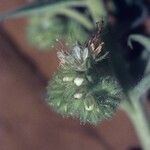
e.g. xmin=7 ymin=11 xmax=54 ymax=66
xmin=46 ymin=21 xmax=122 ymax=124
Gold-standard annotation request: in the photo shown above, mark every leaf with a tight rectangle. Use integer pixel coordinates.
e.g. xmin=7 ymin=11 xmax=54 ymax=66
xmin=128 ymin=34 xmax=150 ymax=76
xmin=0 ymin=1 xmax=86 ymax=21
xmin=128 ymin=34 xmax=150 ymax=51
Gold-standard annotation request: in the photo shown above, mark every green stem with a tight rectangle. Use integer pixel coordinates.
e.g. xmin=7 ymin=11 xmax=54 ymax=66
xmin=40 ymin=8 xmax=93 ymax=30
xmin=0 ymin=1 xmax=87 ymax=20
xmin=122 ymin=74 xmax=150 ymax=150
xmin=128 ymin=34 xmax=150 ymax=50
xmin=57 ymin=8 xmax=93 ymax=30
xmin=0 ymin=1 xmax=93 ymax=30
xmin=123 ymin=98 xmax=150 ymax=150
xmin=85 ymin=0 xmax=107 ymax=22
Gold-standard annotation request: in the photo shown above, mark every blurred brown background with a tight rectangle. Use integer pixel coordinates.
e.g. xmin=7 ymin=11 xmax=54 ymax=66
xmin=0 ymin=0 xmax=142 ymax=150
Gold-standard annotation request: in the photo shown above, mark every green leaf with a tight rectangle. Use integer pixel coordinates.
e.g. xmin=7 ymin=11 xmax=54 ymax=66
xmin=128 ymin=34 xmax=150 ymax=51
xmin=0 ymin=1 xmax=87 ymax=21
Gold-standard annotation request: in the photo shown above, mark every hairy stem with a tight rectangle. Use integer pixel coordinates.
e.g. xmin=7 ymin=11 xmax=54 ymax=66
xmin=56 ymin=8 xmax=93 ymax=30
xmin=123 ymin=98 xmax=150 ymax=150
xmin=0 ymin=1 xmax=87 ymax=20
xmin=85 ymin=0 xmax=107 ymax=22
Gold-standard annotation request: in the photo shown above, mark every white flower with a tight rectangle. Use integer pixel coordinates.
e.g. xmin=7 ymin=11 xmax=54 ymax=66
xmin=72 ymin=46 xmax=88 ymax=62
xmin=84 ymin=103 xmax=94 ymax=111
xmin=82 ymin=48 xmax=89 ymax=61
xmin=57 ymin=44 xmax=89 ymax=71
xmin=63 ymin=77 xmax=73 ymax=82
xmin=74 ymin=77 xmax=84 ymax=86
xmin=72 ymin=46 xmax=82 ymax=60
xmin=74 ymin=93 xmax=83 ymax=99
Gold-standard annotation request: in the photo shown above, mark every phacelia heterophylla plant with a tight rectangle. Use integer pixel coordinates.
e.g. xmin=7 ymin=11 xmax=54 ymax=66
xmin=47 ymin=22 xmax=122 ymax=124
